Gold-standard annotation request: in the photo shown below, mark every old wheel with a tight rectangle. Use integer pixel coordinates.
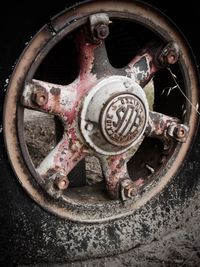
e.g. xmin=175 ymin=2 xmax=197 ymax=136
xmin=1 ymin=0 xmax=200 ymax=264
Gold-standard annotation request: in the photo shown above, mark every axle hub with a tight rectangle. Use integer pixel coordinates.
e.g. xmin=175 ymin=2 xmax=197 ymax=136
xmin=80 ymin=76 xmax=149 ymax=155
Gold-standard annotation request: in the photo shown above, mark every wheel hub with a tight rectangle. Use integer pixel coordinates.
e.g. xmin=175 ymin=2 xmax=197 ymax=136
xmin=80 ymin=76 xmax=149 ymax=155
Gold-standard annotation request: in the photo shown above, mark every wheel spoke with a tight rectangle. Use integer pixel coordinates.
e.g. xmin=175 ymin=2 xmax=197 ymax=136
xmin=124 ymin=42 xmax=180 ymax=87
xmin=77 ymin=31 xmax=113 ymax=79
xmin=146 ymin=111 xmax=190 ymax=144
xmin=21 ymin=79 xmax=79 ymax=124
xmin=99 ymin=154 xmax=144 ymax=200
xmin=36 ymin=126 xmax=86 ymax=192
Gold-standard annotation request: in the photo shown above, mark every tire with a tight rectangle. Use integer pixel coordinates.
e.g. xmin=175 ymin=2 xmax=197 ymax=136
xmin=0 ymin=1 xmax=200 ymax=266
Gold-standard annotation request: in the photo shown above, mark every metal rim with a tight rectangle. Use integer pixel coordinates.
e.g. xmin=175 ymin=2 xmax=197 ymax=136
xmin=3 ymin=0 xmax=199 ymax=222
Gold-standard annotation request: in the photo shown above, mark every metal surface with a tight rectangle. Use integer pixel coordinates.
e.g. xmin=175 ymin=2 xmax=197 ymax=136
xmin=80 ymin=76 xmax=149 ymax=155
xmin=89 ymin=13 xmax=110 ymax=41
xmin=146 ymin=111 xmax=190 ymax=145
xmin=3 ymin=0 xmax=199 ymax=222
xmin=168 ymin=123 xmax=189 ymax=142
xmin=101 ymin=93 xmax=147 ymax=147
xmin=157 ymin=42 xmax=180 ymax=67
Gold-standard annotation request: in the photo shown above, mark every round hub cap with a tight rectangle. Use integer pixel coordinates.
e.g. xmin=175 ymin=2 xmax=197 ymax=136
xmin=101 ymin=93 xmax=147 ymax=147
xmin=80 ymin=76 xmax=149 ymax=155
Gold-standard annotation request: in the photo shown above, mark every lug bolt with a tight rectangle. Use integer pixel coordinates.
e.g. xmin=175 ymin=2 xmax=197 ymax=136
xmin=120 ymin=178 xmax=144 ymax=200
xmin=157 ymin=42 xmax=180 ymax=67
xmin=125 ymin=185 xmax=137 ymax=198
xmin=32 ymin=87 xmax=48 ymax=106
xmin=167 ymin=54 xmax=177 ymax=65
xmin=175 ymin=126 xmax=186 ymax=139
xmin=168 ymin=123 xmax=189 ymax=142
xmin=94 ymin=23 xmax=109 ymax=40
xmin=120 ymin=179 xmax=138 ymax=199
xmin=54 ymin=175 xmax=69 ymax=190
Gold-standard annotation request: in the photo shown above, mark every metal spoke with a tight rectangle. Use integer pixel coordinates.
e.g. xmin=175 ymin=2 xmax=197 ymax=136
xmin=77 ymin=31 xmax=113 ymax=79
xmin=21 ymin=79 xmax=79 ymax=124
xmin=36 ymin=126 xmax=86 ymax=196
xmin=124 ymin=42 xmax=180 ymax=87
xmin=99 ymin=154 xmax=144 ymax=200
xmin=146 ymin=111 xmax=189 ymax=144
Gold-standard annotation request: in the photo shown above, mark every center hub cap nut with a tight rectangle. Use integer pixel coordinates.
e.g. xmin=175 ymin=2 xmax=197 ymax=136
xmin=80 ymin=76 xmax=149 ymax=155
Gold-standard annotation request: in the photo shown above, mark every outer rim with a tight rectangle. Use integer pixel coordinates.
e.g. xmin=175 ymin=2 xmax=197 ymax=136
xmin=3 ymin=0 xmax=199 ymax=222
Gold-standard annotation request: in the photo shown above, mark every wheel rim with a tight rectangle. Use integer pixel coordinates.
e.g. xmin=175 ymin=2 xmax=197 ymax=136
xmin=3 ymin=0 xmax=199 ymax=222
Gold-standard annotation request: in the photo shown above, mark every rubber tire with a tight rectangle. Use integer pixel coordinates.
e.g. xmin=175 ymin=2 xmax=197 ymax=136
xmin=0 ymin=1 xmax=200 ymax=266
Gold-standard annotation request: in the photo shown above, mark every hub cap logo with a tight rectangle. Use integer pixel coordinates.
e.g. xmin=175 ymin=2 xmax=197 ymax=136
xmin=101 ymin=94 xmax=146 ymax=146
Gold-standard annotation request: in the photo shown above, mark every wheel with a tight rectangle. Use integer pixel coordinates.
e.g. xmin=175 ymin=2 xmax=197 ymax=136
xmin=0 ymin=0 xmax=200 ymax=265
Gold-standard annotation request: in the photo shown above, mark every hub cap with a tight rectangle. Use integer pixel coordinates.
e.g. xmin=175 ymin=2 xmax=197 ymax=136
xmin=80 ymin=76 xmax=148 ymax=155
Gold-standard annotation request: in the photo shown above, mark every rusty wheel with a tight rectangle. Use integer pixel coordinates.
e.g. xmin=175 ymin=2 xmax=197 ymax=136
xmin=1 ymin=0 xmax=200 ymax=264
xmin=3 ymin=1 xmax=199 ymax=222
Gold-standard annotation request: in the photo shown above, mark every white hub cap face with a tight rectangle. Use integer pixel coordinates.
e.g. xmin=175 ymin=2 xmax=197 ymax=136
xmin=80 ymin=76 xmax=149 ymax=155
xmin=101 ymin=93 xmax=147 ymax=147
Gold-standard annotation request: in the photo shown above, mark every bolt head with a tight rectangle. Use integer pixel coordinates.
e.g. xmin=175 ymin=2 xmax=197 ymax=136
xmin=158 ymin=42 xmax=180 ymax=67
xmin=176 ymin=127 xmax=186 ymax=139
xmin=32 ymin=88 xmax=48 ymax=106
xmin=126 ymin=186 xmax=137 ymax=198
xmin=94 ymin=24 xmax=109 ymax=39
xmin=54 ymin=176 xmax=69 ymax=190
xmin=121 ymin=179 xmax=137 ymax=199
xmin=167 ymin=54 xmax=177 ymax=64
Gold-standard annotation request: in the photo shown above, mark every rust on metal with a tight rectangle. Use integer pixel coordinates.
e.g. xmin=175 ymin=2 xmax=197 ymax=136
xmin=20 ymin=32 xmax=188 ymax=201
xmin=125 ymin=43 xmax=161 ymax=87
xmin=125 ymin=42 xmax=180 ymax=88
xmin=120 ymin=178 xmax=144 ymax=200
xmin=99 ymin=154 xmax=129 ymax=199
xmin=54 ymin=175 xmax=69 ymax=190
xmin=89 ymin=13 xmax=110 ymax=42
xmin=146 ymin=111 xmax=179 ymax=138
xmin=146 ymin=112 xmax=189 ymax=151
xmin=168 ymin=123 xmax=189 ymax=142
xmin=3 ymin=0 xmax=199 ymax=222
xmin=100 ymin=154 xmax=144 ymax=200
xmin=94 ymin=23 xmax=110 ymax=40
xmin=31 ymin=84 xmax=48 ymax=106
xmin=156 ymin=42 xmax=180 ymax=67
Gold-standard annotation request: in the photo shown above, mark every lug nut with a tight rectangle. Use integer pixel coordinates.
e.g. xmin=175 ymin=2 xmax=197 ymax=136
xmin=120 ymin=178 xmax=144 ymax=200
xmin=157 ymin=42 xmax=180 ymax=67
xmin=32 ymin=86 xmax=48 ymax=106
xmin=94 ymin=23 xmax=109 ymax=40
xmin=125 ymin=185 xmax=137 ymax=198
xmin=167 ymin=54 xmax=177 ymax=65
xmin=168 ymin=123 xmax=189 ymax=142
xmin=175 ymin=126 xmax=186 ymax=139
xmin=54 ymin=175 xmax=69 ymax=190
xmin=120 ymin=179 xmax=139 ymax=200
